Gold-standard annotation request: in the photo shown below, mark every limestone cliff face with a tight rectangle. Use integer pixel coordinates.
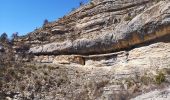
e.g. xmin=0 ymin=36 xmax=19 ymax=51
xmin=3 ymin=40 xmax=170 ymax=100
xmin=15 ymin=0 xmax=169 ymax=55
xmin=3 ymin=0 xmax=170 ymax=100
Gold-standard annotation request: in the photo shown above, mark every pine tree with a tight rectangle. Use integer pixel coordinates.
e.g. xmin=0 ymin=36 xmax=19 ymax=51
xmin=0 ymin=32 xmax=8 ymax=42
xmin=43 ymin=19 xmax=49 ymax=26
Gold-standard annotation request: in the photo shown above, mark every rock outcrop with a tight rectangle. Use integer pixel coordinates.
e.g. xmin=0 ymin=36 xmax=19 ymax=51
xmin=7 ymin=0 xmax=170 ymax=100
xmin=33 ymin=34 xmax=170 ymax=68
xmin=132 ymin=87 xmax=170 ymax=100
xmin=2 ymin=41 xmax=170 ymax=100
xmin=26 ymin=0 xmax=170 ymax=55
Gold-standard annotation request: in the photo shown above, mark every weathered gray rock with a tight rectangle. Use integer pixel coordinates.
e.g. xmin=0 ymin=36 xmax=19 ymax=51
xmin=132 ymin=87 xmax=170 ymax=100
xmin=8 ymin=0 xmax=170 ymax=99
xmin=32 ymin=34 xmax=170 ymax=68
xmin=0 ymin=44 xmax=4 ymax=52
xmin=3 ymin=41 xmax=170 ymax=100
xmin=29 ymin=0 xmax=170 ymax=55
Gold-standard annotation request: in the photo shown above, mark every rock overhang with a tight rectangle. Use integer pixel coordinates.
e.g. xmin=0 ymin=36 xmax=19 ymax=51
xmin=25 ymin=1 xmax=170 ymax=55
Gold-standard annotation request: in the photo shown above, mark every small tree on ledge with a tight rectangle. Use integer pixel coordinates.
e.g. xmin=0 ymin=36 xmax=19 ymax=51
xmin=0 ymin=32 xmax=8 ymax=43
xmin=43 ymin=19 xmax=49 ymax=26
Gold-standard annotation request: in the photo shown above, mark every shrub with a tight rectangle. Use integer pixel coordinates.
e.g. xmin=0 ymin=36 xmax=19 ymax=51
xmin=90 ymin=1 xmax=95 ymax=6
xmin=11 ymin=32 xmax=18 ymax=40
xmin=140 ymin=75 xmax=153 ymax=85
xmin=43 ymin=19 xmax=49 ymax=26
xmin=71 ymin=8 xmax=76 ymax=11
xmin=79 ymin=1 xmax=84 ymax=6
xmin=0 ymin=33 xmax=8 ymax=43
xmin=124 ymin=16 xmax=132 ymax=21
xmin=155 ymin=71 xmax=165 ymax=85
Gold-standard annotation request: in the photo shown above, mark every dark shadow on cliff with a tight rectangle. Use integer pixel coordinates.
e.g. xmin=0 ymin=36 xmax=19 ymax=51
xmin=33 ymin=33 xmax=170 ymax=56
xmin=127 ymin=33 xmax=170 ymax=51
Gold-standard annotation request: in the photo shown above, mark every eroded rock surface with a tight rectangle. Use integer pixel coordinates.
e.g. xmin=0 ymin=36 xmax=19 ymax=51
xmin=2 ymin=41 xmax=170 ymax=100
xmin=132 ymin=87 xmax=170 ymax=100
xmin=8 ymin=0 xmax=170 ymax=100
xmin=27 ymin=0 xmax=170 ymax=55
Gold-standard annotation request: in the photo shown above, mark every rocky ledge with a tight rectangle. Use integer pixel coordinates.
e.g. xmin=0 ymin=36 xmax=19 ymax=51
xmin=7 ymin=0 xmax=170 ymax=99
xmin=27 ymin=0 xmax=170 ymax=55
xmin=2 ymin=40 xmax=170 ymax=100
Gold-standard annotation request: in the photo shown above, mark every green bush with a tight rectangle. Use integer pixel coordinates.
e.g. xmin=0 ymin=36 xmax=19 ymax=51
xmin=155 ymin=71 xmax=165 ymax=85
xmin=141 ymin=75 xmax=153 ymax=85
xmin=124 ymin=16 xmax=132 ymax=21
xmin=90 ymin=1 xmax=95 ymax=7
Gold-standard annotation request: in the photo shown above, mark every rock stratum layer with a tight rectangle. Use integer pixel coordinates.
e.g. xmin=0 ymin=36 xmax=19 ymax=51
xmin=2 ymin=41 xmax=170 ymax=100
xmin=3 ymin=0 xmax=170 ymax=100
xmin=25 ymin=0 xmax=170 ymax=55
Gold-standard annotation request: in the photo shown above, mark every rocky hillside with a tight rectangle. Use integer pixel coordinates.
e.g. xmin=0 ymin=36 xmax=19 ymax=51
xmin=16 ymin=0 xmax=170 ymax=55
xmin=1 ymin=0 xmax=170 ymax=100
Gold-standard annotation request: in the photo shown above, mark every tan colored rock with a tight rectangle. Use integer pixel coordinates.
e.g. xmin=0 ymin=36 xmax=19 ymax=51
xmin=52 ymin=55 xmax=85 ymax=65
xmin=28 ymin=1 xmax=170 ymax=55
xmin=4 ymin=0 xmax=170 ymax=100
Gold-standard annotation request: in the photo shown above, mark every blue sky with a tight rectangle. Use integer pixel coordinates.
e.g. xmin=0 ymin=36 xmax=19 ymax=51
xmin=0 ymin=0 xmax=89 ymax=37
